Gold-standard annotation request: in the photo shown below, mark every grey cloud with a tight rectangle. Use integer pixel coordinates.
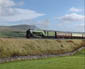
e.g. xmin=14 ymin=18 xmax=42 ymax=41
xmin=58 ymin=13 xmax=85 ymax=22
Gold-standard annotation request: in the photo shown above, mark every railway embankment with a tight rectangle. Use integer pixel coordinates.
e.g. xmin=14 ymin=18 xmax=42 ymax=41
xmin=0 ymin=38 xmax=85 ymax=63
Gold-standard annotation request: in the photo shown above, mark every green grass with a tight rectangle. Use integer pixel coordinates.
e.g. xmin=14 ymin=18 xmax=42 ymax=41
xmin=0 ymin=31 xmax=25 ymax=38
xmin=0 ymin=39 xmax=85 ymax=69
xmin=0 ymin=51 xmax=85 ymax=69
xmin=74 ymin=48 xmax=85 ymax=56
xmin=0 ymin=40 xmax=85 ymax=69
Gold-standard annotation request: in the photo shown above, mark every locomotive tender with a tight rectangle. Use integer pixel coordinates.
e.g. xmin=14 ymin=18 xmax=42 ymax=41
xmin=26 ymin=29 xmax=85 ymax=39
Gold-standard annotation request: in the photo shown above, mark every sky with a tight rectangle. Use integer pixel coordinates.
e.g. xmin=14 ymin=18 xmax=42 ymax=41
xmin=0 ymin=0 xmax=85 ymax=32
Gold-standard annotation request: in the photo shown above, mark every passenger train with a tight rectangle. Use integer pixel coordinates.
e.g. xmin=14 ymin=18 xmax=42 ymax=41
xmin=26 ymin=29 xmax=85 ymax=39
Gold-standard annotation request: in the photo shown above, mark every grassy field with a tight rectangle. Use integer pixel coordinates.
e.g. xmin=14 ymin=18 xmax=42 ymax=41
xmin=0 ymin=25 xmax=38 ymax=38
xmin=0 ymin=48 xmax=85 ymax=69
xmin=0 ymin=38 xmax=85 ymax=69
xmin=0 ymin=38 xmax=84 ymax=58
xmin=0 ymin=31 xmax=25 ymax=38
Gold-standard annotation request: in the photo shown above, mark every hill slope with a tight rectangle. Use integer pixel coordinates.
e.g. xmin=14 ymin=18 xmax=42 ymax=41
xmin=0 ymin=25 xmax=38 ymax=38
xmin=0 ymin=39 xmax=84 ymax=58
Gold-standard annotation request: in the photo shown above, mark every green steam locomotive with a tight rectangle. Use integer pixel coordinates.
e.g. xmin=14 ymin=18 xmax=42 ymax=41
xmin=26 ymin=29 xmax=85 ymax=39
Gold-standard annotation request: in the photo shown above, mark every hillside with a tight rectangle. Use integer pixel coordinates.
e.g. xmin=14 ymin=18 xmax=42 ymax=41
xmin=0 ymin=51 xmax=85 ymax=69
xmin=0 ymin=25 xmax=38 ymax=38
xmin=0 ymin=39 xmax=84 ymax=58
xmin=0 ymin=39 xmax=85 ymax=69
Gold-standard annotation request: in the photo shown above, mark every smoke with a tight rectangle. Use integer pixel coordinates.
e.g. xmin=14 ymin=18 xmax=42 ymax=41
xmin=37 ymin=19 xmax=50 ymax=30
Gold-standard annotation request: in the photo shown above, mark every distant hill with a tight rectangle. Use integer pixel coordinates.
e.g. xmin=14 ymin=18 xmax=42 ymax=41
xmin=0 ymin=24 xmax=39 ymax=38
xmin=0 ymin=24 xmax=38 ymax=31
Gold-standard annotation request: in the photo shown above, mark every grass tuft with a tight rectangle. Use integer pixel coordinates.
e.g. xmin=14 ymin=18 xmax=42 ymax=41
xmin=0 ymin=38 xmax=84 ymax=58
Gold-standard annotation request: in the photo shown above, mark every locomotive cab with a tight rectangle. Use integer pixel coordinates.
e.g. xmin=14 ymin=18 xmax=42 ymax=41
xmin=26 ymin=29 xmax=33 ymax=38
xmin=26 ymin=29 xmax=46 ymax=38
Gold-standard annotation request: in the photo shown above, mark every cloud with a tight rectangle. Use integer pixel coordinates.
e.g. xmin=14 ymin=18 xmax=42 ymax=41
xmin=80 ymin=23 xmax=84 ymax=26
xmin=0 ymin=8 xmax=44 ymax=22
xmin=0 ymin=0 xmax=15 ymax=7
xmin=69 ymin=7 xmax=82 ymax=12
xmin=57 ymin=9 xmax=84 ymax=32
xmin=18 ymin=0 xmax=24 ymax=6
xmin=0 ymin=0 xmax=45 ymax=23
xmin=58 ymin=13 xmax=85 ymax=22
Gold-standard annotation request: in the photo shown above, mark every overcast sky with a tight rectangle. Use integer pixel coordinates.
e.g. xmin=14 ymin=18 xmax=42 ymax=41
xmin=0 ymin=0 xmax=85 ymax=32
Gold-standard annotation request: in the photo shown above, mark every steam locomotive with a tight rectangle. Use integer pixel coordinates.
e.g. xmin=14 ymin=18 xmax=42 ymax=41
xmin=26 ymin=29 xmax=85 ymax=39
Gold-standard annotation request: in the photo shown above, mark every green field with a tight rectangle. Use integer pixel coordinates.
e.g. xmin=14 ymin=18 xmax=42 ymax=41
xmin=0 ymin=24 xmax=37 ymax=38
xmin=0 ymin=49 xmax=85 ymax=69
xmin=0 ymin=39 xmax=85 ymax=69
xmin=0 ymin=31 xmax=25 ymax=38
